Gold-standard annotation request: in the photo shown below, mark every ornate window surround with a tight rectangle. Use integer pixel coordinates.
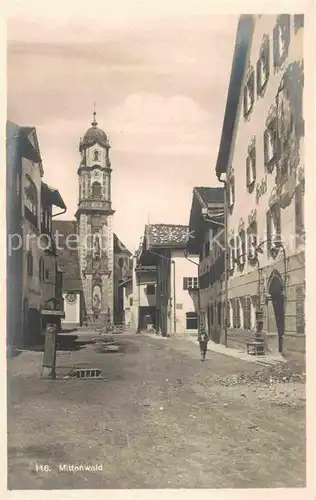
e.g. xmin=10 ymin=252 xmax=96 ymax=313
xmin=264 ymin=106 xmax=278 ymax=172
xmin=247 ymin=221 xmax=258 ymax=261
xmin=257 ymin=34 xmax=270 ymax=96
xmin=266 ymin=201 xmax=282 ymax=257
xmin=243 ymin=64 xmax=255 ymax=119
xmin=273 ymin=15 xmax=291 ymax=70
xmin=246 ymin=136 xmax=256 ymax=192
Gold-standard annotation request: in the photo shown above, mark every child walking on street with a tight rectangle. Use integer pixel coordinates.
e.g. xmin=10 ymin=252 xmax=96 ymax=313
xmin=198 ymin=324 xmax=209 ymax=362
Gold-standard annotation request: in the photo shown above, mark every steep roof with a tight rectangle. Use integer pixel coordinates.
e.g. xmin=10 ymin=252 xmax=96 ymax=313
xmin=215 ymin=15 xmax=254 ymax=178
xmin=146 ymin=224 xmax=189 ymax=249
xmin=52 ymin=220 xmax=82 ymax=292
xmin=42 ymin=182 xmax=67 ymax=210
xmin=113 ymin=233 xmax=132 ymax=256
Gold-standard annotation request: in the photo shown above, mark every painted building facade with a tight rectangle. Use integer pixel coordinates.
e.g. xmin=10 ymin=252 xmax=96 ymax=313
xmin=215 ymin=15 xmax=305 ymax=357
xmin=188 ymin=187 xmax=225 ymax=343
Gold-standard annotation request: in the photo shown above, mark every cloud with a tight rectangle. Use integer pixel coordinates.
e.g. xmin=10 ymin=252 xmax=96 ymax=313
xmin=105 ymin=93 xmax=215 ymax=154
xmin=6 ymin=10 xmax=238 ymax=251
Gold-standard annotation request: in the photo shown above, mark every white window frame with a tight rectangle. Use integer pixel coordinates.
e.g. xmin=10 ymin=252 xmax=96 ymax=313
xmin=183 ymin=277 xmax=199 ymax=290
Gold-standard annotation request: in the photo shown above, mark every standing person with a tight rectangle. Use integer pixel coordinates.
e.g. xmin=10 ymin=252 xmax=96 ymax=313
xmin=198 ymin=323 xmax=209 ymax=362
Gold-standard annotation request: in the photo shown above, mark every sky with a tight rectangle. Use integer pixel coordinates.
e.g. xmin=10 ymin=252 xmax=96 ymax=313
xmin=7 ymin=0 xmax=238 ymax=253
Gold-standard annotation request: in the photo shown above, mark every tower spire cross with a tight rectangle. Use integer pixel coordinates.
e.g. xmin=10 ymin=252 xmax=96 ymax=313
xmin=92 ymin=102 xmax=98 ymax=126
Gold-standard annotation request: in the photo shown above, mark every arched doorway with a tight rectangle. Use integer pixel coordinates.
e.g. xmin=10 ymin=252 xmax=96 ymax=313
xmin=267 ymin=270 xmax=285 ymax=353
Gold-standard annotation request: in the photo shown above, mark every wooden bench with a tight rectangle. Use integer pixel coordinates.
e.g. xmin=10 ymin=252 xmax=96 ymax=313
xmin=246 ymin=341 xmax=265 ymax=356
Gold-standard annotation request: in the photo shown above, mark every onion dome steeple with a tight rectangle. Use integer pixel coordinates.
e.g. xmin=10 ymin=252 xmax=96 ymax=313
xmin=79 ymin=105 xmax=109 ymax=152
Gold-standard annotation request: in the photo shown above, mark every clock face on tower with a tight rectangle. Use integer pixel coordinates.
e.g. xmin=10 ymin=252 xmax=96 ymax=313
xmin=92 ymin=169 xmax=102 ymax=180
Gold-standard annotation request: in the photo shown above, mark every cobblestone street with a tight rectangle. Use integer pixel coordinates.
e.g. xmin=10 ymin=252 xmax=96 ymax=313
xmin=7 ymin=331 xmax=306 ymax=489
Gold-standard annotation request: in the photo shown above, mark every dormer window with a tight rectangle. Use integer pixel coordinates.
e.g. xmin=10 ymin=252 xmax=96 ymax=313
xmin=257 ymin=36 xmax=270 ymax=95
xmin=246 ymin=138 xmax=256 ymax=191
xmin=243 ymin=67 xmax=255 ymax=118
xmin=264 ymin=118 xmax=278 ymax=172
xmin=273 ymin=15 xmax=290 ymax=69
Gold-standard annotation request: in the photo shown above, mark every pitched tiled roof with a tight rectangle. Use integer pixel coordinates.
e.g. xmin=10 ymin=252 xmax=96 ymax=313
xmin=194 ymin=187 xmax=225 ymax=206
xmin=52 ymin=220 xmax=82 ymax=292
xmin=146 ymin=224 xmax=189 ymax=248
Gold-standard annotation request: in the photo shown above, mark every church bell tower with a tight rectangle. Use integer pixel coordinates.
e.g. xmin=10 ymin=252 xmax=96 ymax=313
xmin=75 ymin=109 xmax=115 ymax=324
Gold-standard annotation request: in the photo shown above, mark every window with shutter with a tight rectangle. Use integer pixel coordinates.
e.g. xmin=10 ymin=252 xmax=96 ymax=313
xmin=183 ymin=277 xmax=188 ymax=290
